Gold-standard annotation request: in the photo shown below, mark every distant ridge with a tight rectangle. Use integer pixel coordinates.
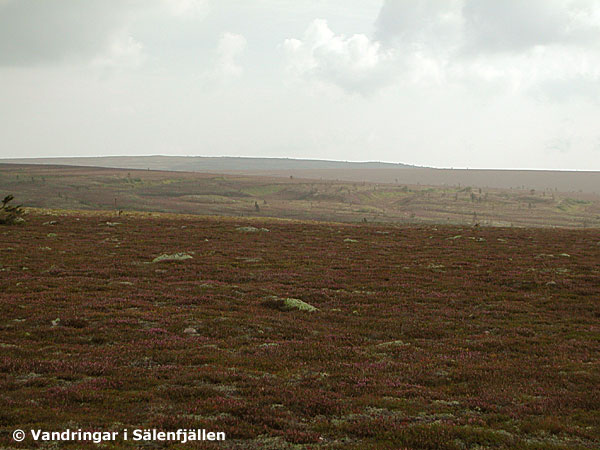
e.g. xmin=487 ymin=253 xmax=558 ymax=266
xmin=2 ymin=155 xmax=599 ymax=193
xmin=0 ymin=156 xmax=414 ymax=172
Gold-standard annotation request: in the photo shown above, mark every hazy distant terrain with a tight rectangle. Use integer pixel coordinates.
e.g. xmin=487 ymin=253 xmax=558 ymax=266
xmin=231 ymin=168 xmax=600 ymax=195
xmin=3 ymin=156 xmax=599 ymax=194
xmin=2 ymin=163 xmax=599 ymax=228
xmin=0 ymin=156 xmax=412 ymax=171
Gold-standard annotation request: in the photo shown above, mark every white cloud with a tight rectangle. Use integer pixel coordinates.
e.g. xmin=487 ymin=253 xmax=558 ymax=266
xmin=372 ymin=0 xmax=600 ymax=99
xmin=161 ymin=0 xmax=209 ymax=19
xmin=91 ymin=33 xmax=146 ymax=70
xmin=545 ymin=136 xmax=573 ymax=154
xmin=283 ymin=19 xmax=396 ymax=95
xmin=211 ymin=32 xmax=247 ymax=80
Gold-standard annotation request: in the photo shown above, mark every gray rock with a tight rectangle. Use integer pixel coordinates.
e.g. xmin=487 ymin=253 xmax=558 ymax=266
xmin=152 ymin=253 xmax=193 ymax=263
xmin=262 ymin=296 xmax=318 ymax=312
xmin=237 ymin=226 xmax=269 ymax=233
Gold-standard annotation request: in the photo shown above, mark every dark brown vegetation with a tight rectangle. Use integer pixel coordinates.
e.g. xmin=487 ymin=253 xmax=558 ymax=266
xmin=0 ymin=211 xmax=598 ymax=448
xmin=0 ymin=194 xmax=24 ymax=225
xmin=1 ymin=164 xmax=599 ymax=228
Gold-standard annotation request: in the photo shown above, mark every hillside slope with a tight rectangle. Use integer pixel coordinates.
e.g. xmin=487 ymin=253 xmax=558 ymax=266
xmin=1 ymin=164 xmax=599 ymax=228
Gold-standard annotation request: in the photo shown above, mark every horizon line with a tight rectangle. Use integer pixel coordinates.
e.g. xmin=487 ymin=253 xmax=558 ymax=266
xmin=0 ymin=155 xmax=598 ymax=172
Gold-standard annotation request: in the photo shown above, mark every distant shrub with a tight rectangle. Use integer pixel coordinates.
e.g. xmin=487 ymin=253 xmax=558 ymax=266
xmin=261 ymin=296 xmax=318 ymax=312
xmin=0 ymin=195 xmax=24 ymax=225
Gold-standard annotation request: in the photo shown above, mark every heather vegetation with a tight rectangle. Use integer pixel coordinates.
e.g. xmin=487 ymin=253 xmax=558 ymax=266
xmin=1 ymin=211 xmax=598 ymax=449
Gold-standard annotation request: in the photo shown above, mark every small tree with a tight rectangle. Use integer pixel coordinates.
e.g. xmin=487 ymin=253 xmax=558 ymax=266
xmin=0 ymin=195 xmax=24 ymax=225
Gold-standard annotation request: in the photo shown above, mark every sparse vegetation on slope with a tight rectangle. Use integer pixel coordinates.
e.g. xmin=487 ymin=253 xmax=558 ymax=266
xmin=1 ymin=164 xmax=600 ymax=228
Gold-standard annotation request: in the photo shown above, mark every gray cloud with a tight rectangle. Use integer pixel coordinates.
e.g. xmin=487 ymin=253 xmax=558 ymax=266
xmin=0 ymin=0 xmax=599 ymax=170
xmin=0 ymin=0 xmax=134 ymax=65
xmin=372 ymin=0 xmax=600 ymax=100
xmin=375 ymin=0 xmax=600 ymax=53
xmin=0 ymin=0 xmax=208 ymax=66
xmin=375 ymin=0 xmax=463 ymax=48
xmin=463 ymin=0 xmax=600 ymax=53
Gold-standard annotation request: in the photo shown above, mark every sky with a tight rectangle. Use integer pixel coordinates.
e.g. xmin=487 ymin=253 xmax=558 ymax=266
xmin=1 ymin=0 xmax=600 ymax=170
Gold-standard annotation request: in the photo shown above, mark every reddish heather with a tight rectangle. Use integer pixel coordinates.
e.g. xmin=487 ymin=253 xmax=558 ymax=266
xmin=0 ymin=213 xmax=598 ymax=449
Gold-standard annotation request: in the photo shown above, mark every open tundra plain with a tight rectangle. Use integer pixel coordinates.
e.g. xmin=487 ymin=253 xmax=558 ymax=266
xmin=1 ymin=164 xmax=600 ymax=228
xmin=1 ymin=210 xmax=599 ymax=449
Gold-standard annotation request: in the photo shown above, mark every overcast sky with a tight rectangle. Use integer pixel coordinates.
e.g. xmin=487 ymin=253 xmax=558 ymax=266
xmin=1 ymin=0 xmax=600 ymax=170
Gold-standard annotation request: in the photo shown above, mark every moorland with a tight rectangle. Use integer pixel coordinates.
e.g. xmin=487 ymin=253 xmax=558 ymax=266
xmin=0 ymin=161 xmax=599 ymax=449
xmin=0 ymin=211 xmax=599 ymax=449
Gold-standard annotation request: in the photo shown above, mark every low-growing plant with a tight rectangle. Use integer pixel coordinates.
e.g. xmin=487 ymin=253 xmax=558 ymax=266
xmin=0 ymin=194 xmax=24 ymax=225
xmin=0 ymin=214 xmax=599 ymax=449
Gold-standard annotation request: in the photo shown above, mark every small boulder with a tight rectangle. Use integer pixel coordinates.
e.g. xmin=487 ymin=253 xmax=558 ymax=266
xmin=261 ymin=296 xmax=317 ymax=312
xmin=152 ymin=253 xmax=193 ymax=263
xmin=237 ymin=226 xmax=269 ymax=233
xmin=377 ymin=340 xmax=409 ymax=348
